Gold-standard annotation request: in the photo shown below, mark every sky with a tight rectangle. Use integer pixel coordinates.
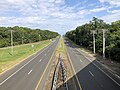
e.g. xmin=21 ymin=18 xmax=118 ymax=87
xmin=0 ymin=0 xmax=120 ymax=35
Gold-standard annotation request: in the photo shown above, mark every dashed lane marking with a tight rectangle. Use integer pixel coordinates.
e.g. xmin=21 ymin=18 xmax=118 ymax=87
xmin=28 ymin=70 xmax=33 ymax=75
xmin=89 ymin=71 xmax=94 ymax=77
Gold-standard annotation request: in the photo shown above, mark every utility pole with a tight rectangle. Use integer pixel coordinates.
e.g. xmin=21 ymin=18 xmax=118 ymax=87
xmin=39 ymin=34 xmax=41 ymax=41
xmin=93 ymin=30 xmax=96 ymax=54
xmin=9 ymin=30 xmax=14 ymax=55
xmin=103 ymin=29 xmax=106 ymax=59
xmin=22 ymin=37 xmax=24 ymax=44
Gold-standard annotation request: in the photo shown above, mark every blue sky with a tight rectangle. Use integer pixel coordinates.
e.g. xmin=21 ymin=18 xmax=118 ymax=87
xmin=0 ymin=0 xmax=120 ymax=35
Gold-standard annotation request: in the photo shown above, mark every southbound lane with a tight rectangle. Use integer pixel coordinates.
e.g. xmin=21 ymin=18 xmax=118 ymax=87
xmin=0 ymin=37 xmax=59 ymax=90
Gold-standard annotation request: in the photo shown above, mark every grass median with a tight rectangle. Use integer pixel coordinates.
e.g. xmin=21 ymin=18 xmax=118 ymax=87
xmin=0 ymin=40 xmax=51 ymax=73
xmin=56 ymin=37 xmax=65 ymax=54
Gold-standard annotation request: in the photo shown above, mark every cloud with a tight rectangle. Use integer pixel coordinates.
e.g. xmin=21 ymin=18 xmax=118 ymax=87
xmin=0 ymin=0 xmax=120 ymax=34
xmin=109 ymin=10 xmax=120 ymax=13
xmin=98 ymin=0 xmax=120 ymax=23
xmin=101 ymin=11 xmax=120 ymax=23
xmin=90 ymin=7 xmax=107 ymax=12
xmin=99 ymin=0 xmax=120 ymax=7
xmin=0 ymin=0 xmax=88 ymax=26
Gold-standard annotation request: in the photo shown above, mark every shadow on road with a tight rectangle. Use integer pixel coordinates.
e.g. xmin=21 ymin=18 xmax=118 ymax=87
xmin=57 ymin=60 xmax=120 ymax=90
xmin=56 ymin=38 xmax=120 ymax=90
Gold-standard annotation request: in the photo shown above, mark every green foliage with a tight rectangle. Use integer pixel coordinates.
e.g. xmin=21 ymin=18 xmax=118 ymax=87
xmin=110 ymin=47 xmax=120 ymax=62
xmin=0 ymin=26 xmax=59 ymax=48
xmin=65 ymin=17 xmax=120 ymax=62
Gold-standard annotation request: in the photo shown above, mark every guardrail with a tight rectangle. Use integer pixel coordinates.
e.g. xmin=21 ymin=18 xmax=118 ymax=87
xmin=51 ymin=53 xmax=68 ymax=90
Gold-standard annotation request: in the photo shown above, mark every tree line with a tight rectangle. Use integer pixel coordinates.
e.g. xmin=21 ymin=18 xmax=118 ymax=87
xmin=0 ymin=26 xmax=59 ymax=48
xmin=65 ymin=17 xmax=120 ymax=62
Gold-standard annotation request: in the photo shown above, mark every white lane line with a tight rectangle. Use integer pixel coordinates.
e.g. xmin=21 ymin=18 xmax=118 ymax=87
xmin=39 ymin=59 xmax=42 ymax=62
xmin=89 ymin=71 xmax=94 ymax=77
xmin=93 ymin=62 xmax=120 ymax=87
xmin=75 ymin=48 xmax=120 ymax=87
xmin=0 ymin=42 xmax=53 ymax=86
xmin=79 ymin=59 xmax=83 ymax=62
xmin=28 ymin=69 xmax=33 ymax=75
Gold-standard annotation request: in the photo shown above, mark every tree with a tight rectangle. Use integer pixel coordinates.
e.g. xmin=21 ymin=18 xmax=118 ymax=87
xmin=65 ymin=17 xmax=120 ymax=62
xmin=0 ymin=26 xmax=59 ymax=48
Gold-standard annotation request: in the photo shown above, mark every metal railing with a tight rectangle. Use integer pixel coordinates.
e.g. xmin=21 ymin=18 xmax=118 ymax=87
xmin=51 ymin=54 xmax=68 ymax=90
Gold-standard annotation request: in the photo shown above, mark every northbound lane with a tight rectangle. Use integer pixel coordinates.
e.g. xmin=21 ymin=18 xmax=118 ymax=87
xmin=64 ymin=38 xmax=120 ymax=90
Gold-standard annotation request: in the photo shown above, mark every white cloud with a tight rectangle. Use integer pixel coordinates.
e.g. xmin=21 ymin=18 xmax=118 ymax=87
xmin=109 ymin=10 xmax=120 ymax=13
xmin=0 ymin=0 xmax=88 ymax=18
xmin=90 ymin=7 xmax=107 ymax=12
xmin=0 ymin=0 xmax=120 ymax=34
xmin=99 ymin=0 xmax=120 ymax=7
xmin=101 ymin=12 xmax=120 ymax=23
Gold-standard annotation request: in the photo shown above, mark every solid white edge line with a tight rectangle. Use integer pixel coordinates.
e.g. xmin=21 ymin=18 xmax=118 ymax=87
xmin=92 ymin=62 xmax=120 ymax=87
xmin=28 ymin=70 xmax=33 ymax=75
xmin=0 ymin=41 xmax=54 ymax=86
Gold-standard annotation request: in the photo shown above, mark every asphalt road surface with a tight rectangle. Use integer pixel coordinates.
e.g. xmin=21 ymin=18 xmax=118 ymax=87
xmin=64 ymin=38 xmax=120 ymax=90
xmin=0 ymin=37 xmax=59 ymax=90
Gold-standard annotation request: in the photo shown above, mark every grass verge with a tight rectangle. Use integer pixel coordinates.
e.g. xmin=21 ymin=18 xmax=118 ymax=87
xmin=0 ymin=40 xmax=51 ymax=73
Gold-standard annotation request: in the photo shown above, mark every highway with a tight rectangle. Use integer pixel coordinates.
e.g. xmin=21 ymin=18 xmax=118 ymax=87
xmin=0 ymin=37 xmax=59 ymax=90
xmin=64 ymin=38 xmax=120 ymax=90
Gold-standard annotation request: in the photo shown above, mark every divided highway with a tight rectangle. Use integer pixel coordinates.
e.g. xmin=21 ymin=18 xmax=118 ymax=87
xmin=64 ymin=38 xmax=120 ymax=90
xmin=0 ymin=37 xmax=59 ymax=90
xmin=1 ymin=37 xmax=120 ymax=90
